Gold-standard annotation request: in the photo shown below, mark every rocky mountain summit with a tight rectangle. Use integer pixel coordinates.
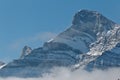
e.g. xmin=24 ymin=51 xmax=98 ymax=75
xmin=0 ymin=9 xmax=120 ymax=77
xmin=20 ymin=46 xmax=32 ymax=59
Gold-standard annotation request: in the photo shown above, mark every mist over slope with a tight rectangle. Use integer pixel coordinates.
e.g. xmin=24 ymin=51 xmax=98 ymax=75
xmin=0 ymin=68 xmax=120 ymax=80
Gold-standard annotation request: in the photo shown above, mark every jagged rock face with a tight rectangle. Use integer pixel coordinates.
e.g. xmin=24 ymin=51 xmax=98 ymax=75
xmin=20 ymin=46 xmax=32 ymax=59
xmin=72 ymin=10 xmax=115 ymax=35
xmin=85 ymin=43 xmax=120 ymax=71
xmin=0 ymin=10 xmax=120 ymax=77
xmin=82 ymin=24 xmax=120 ymax=70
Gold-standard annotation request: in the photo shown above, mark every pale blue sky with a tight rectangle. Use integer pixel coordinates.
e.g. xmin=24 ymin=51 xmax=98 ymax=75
xmin=0 ymin=0 xmax=120 ymax=62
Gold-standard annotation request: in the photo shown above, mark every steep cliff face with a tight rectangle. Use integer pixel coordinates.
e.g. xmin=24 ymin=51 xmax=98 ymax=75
xmin=78 ymin=22 xmax=120 ymax=70
xmin=85 ymin=49 xmax=120 ymax=70
xmin=0 ymin=10 xmax=120 ymax=78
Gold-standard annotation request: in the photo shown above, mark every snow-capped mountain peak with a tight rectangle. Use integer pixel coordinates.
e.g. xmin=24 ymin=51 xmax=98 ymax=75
xmin=72 ymin=9 xmax=101 ymax=25
xmin=72 ymin=9 xmax=115 ymax=34
xmin=48 ymin=10 xmax=116 ymax=53
xmin=0 ymin=9 xmax=120 ymax=77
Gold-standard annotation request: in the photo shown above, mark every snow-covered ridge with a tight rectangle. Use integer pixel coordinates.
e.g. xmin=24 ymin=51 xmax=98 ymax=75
xmin=87 ymin=25 xmax=120 ymax=56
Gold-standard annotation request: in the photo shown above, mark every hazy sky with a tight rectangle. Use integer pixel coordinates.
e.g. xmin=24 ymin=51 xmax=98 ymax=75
xmin=0 ymin=0 xmax=120 ymax=62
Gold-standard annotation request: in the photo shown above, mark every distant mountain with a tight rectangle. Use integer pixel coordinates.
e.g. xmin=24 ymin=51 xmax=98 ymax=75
xmin=0 ymin=9 xmax=120 ymax=77
xmin=20 ymin=46 xmax=32 ymax=59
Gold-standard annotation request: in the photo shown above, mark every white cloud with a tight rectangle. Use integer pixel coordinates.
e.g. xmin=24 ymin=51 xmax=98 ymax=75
xmin=0 ymin=67 xmax=120 ymax=80
xmin=31 ymin=32 xmax=57 ymax=42
xmin=9 ymin=32 xmax=57 ymax=50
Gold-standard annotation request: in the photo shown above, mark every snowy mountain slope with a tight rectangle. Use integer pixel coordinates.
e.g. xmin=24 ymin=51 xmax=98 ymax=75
xmin=74 ymin=22 xmax=120 ymax=70
xmin=85 ymin=43 xmax=120 ymax=70
xmin=0 ymin=9 xmax=120 ymax=77
xmin=84 ymin=25 xmax=120 ymax=70
xmin=0 ymin=46 xmax=79 ymax=77
xmin=87 ymin=25 xmax=120 ymax=56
